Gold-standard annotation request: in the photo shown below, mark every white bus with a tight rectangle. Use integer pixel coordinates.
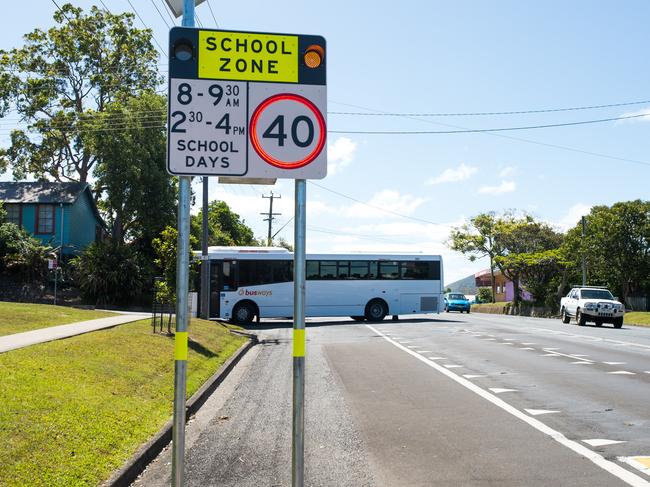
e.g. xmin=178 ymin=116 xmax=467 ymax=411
xmin=198 ymin=246 xmax=444 ymax=324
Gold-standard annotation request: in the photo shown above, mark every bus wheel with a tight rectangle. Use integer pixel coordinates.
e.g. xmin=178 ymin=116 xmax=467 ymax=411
xmin=350 ymin=316 xmax=365 ymax=322
xmin=365 ymin=299 xmax=387 ymax=322
xmin=232 ymin=301 xmax=256 ymax=325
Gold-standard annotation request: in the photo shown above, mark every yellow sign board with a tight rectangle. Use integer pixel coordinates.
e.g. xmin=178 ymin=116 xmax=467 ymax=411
xmin=198 ymin=31 xmax=299 ymax=83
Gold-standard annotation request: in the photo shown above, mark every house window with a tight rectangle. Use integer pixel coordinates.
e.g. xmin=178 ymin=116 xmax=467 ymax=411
xmin=36 ymin=205 xmax=55 ymax=234
xmin=5 ymin=204 xmax=21 ymax=226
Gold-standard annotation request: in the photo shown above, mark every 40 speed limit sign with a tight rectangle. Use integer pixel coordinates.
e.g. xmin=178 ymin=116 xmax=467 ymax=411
xmin=167 ymin=27 xmax=327 ymax=179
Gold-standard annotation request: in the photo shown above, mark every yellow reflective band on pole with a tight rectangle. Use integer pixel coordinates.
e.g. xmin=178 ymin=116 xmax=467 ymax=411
xmin=175 ymin=331 xmax=189 ymax=361
xmin=293 ymin=329 xmax=305 ymax=357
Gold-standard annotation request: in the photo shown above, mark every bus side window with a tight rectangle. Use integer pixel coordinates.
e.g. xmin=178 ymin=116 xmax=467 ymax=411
xmin=319 ymin=261 xmax=337 ymax=280
xmin=379 ymin=261 xmax=399 ymax=279
xmin=401 ymin=261 xmax=431 ymax=280
xmin=337 ymin=261 xmax=350 ymax=279
xmin=368 ymin=261 xmax=378 ymax=279
xmin=306 ymin=260 xmax=319 ymax=280
xmin=350 ymin=261 xmax=369 ymax=279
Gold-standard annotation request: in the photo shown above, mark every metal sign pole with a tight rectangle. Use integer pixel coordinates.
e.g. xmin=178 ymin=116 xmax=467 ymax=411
xmin=200 ymin=176 xmax=209 ymax=319
xmin=171 ymin=3 xmax=194 ymax=487
xmin=292 ymin=179 xmax=307 ymax=487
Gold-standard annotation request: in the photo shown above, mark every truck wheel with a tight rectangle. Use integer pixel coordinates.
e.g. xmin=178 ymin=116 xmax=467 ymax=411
xmin=365 ymin=299 xmax=387 ymax=322
xmin=561 ymin=308 xmax=570 ymax=324
xmin=613 ymin=317 xmax=623 ymax=329
xmin=576 ymin=309 xmax=587 ymax=326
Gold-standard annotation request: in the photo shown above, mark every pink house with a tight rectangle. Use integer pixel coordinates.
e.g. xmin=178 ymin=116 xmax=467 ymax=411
xmin=475 ymin=268 xmax=533 ymax=302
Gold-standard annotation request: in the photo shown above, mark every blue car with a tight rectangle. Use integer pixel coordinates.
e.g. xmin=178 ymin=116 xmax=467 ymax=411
xmin=444 ymin=293 xmax=471 ymax=313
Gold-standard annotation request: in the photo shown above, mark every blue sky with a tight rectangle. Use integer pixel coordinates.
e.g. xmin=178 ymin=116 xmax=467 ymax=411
xmin=2 ymin=1 xmax=649 ymax=282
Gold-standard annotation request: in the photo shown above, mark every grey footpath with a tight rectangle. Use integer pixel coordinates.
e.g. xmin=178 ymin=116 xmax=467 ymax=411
xmin=0 ymin=312 xmax=150 ymax=353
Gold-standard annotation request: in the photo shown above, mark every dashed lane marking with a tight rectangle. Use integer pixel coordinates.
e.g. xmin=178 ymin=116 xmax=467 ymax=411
xmin=608 ymin=371 xmax=636 ymax=375
xmin=483 ymin=338 xmax=497 ymax=341
xmin=531 ymin=327 xmax=650 ymax=351
xmin=619 ymin=457 xmax=650 ymax=476
xmin=500 ymin=342 xmax=514 ymax=345
xmin=489 ymin=388 xmax=518 ymax=394
xmin=542 ymin=353 xmax=561 ymax=356
xmin=583 ymin=439 xmax=626 ymax=447
xmin=520 ymin=347 xmax=536 ymax=350
xmin=571 ymin=361 xmax=592 ymax=365
xmin=366 ymin=324 xmax=650 ymax=487
xmin=463 ymin=374 xmax=486 ymax=379
xmin=427 ymin=357 xmax=445 ymax=360
xmin=522 ymin=342 xmax=537 ymax=345
xmin=443 ymin=364 xmax=463 ymax=369
xmin=524 ymin=409 xmax=561 ymax=416
xmin=542 ymin=350 xmax=595 ymax=363
xmin=604 ymin=362 xmax=626 ymax=365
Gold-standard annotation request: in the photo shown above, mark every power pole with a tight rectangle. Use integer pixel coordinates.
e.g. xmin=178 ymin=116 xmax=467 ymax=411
xmin=581 ymin=216 xmax=587 ymax=286
xmin=261 ymin=192 xmax=281 ymax=246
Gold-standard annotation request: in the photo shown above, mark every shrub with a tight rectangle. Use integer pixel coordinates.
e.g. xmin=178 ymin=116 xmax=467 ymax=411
xmin=71 ymin=241 xmax=146 ymax=306
xmin=477 ymin=287 xmax=493 ymax=303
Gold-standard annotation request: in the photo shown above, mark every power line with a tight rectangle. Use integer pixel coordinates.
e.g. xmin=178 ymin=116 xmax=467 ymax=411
xmin=328 ymin=100 xmax=650 ymax=168
xmin=195 ymin=12 xmax=204 ymax=28
xmin=161 ymin=0 xmax=177 ymax=25
xmin=126 ymin=0 xmax=166 ymax=56
xmin=329 ymin=112 xmax=650 ymax=135
xmin=149 ymin=0 xmax=170 ymax=28
xmin=308 ymin=181 xmax=451 ymax=227
xmin=329 ymin=98 xmax=650 ymax=117
xmin=50 ymin=0 xmax=72 ymax=22
xmin=206 ymin=0 xmax=219 ymax=27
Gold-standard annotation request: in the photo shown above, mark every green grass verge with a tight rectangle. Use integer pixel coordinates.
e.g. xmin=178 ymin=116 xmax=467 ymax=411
xmin=0 ymin=318 xmax=247 ymax=486
xmin=0 ymin=301 xmax=116 ymax=337
xmin=625 ymin=311 xmax=650 ymax=327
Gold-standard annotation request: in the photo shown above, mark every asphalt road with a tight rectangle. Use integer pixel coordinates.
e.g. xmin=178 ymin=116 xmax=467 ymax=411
xmin=135 ymin=313 xmax=650 ymax=486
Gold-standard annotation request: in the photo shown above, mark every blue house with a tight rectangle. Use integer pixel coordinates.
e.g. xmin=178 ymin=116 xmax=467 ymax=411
xmin=0 ymin=182 xmax=106 ymax=255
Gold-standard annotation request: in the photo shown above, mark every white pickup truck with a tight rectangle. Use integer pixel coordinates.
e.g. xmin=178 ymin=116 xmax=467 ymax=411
xmin=560 ymin=287 xmax=624 ymax=328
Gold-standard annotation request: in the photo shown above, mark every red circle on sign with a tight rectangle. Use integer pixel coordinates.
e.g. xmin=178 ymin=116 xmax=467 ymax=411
xmin=249 ymin=93 xmax=326 ymax=169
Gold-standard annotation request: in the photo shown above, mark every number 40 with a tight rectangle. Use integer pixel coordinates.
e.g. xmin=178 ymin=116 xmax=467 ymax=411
xmin=262 ymin=115 xmax=314 ymax=148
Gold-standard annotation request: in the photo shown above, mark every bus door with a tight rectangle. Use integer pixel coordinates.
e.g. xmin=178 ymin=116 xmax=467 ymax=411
xmin=209 ymin=259 xmax=236 ymax=319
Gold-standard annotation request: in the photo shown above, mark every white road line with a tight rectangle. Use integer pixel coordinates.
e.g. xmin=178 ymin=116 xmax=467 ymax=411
xmin=504 ymin=338 xmax=516 ymax=341
xmin=489 ymin=388 xmax=518 ymax=394
xmin=604 ymin=362 xmax=626 ymax=365
xmin=463 ymin=374 xmax=486 ymax=379
xmin=583 ymin=439 xmax=626 ymax=447
xmin=417 ymin=350 xmax=433 ymax=353
xmin=427 ymin=357 xmax=445 ymax=360
xmin=483 ymin=338 xmax=497 ymax=341
xmin=542 ymin=350 xmax=595 ymax=363
xmin=522 ymin=342 xmax=536 ymax=345
xmin=520 ymin=347 xmax=536 ymax=350
xmin=608 ymin=371 xmax=636 ymax=375
xmin=542 ymin=353 xmax=560 ymax=356
xmin=443 ymin=364 xmax=463 ymax=369
xmin=571 ymin=361 xmax=592 ymax=365
xmin=619 ymin=457 xmax=650 ymax=476
xmin=532 ymin=327 xmax=650 ymax=351
xmin=545 ymin=348 xmax=560 ymax=351
xmin=573 ymin=354 xmax=589 ymax=357
xmin=500 ymin=342 xmax=514 ymax=345
xmin=366 ymin=324 xmax=650 ymax=487
xmin=524 ymin=409 xmax=560 ymax=416
xmin=645 ymin=371 xmax=650 ymax=374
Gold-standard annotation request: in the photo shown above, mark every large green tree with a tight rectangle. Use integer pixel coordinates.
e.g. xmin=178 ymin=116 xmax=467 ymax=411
xmin=562 ymin=200 xmax=650 ymax=303
xmin=90 ymin=92 xmax=175 ymax=246
xmin=494 ymin=215 xmax=563 ymax=306
xmin=448 ymin=212 xmax=503 ymax=303
xmin=0 ymin=3 xmax=160 ymax=184
xmin=190 ymin=200 xmax=258 ymax=249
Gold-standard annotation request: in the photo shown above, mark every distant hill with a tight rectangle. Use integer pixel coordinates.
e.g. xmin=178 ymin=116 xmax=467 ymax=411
xmin=446 ymin=273 xmax=477 ymax=295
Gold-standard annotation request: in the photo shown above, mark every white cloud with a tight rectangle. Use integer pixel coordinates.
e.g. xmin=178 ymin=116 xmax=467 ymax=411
xmin=344 ymin=190 xmax=427 ymax=219
xmin=426 ymin=163 xmax=478 ymax=185
xmin=478 ymin=180 xmax=516 ymax=195
xmin=555 ymin=203 xmax=592 ymax=231
xmin=619 ymin=107 xmax=650 ymax=123
xmin=327 ymin=137 xmax=358 ymax=175
xmin=498 ymin=166 xmax=516 ymax=178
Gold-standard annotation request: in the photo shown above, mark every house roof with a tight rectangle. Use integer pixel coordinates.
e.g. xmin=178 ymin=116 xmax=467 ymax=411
xmin=0 ymin=181 xmax=89 ymax=204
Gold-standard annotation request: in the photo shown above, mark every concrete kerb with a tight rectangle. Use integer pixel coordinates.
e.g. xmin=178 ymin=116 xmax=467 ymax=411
xmin=103 ymin=331 xmax=259 ymax=487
